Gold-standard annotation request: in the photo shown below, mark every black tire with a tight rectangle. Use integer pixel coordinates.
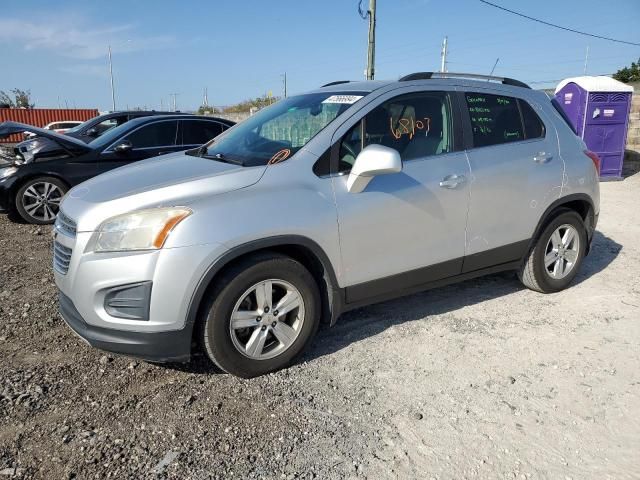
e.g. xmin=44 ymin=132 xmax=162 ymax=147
xmin=519 ymin=209 xmax=587 ymax=293
xmin=15 ymin=176 xmax=67 ymax=225
xmin=200 ymin=253 xmax=321 ymax=378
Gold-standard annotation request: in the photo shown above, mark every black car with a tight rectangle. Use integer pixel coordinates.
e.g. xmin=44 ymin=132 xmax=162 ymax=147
xmin=0 ymin=115 xmax=234 ymax=224
xmin=15 ymin=110 xmax=189 ymax=162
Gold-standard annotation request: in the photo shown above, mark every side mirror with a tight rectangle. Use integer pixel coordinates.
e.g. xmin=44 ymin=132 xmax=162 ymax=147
xmin=113 ymin=141 xmax=133 ymax=153
xmin=347 ymin=144 xmax=402 ymax=193
xmin=86 ymin=127 xmax=98 ymax=137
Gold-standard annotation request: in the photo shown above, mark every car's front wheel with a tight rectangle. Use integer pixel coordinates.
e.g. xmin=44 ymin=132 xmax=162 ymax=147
xmin=519 ymin=209 xmax=587 ymax=293
xmin=200 ymin=253 xmax=321 ymax=378
xmin=15 ymin=176 xmax=67 ymax=224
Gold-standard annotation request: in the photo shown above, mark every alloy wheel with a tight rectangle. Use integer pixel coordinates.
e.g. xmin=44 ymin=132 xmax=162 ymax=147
xmin=229 ymin=279 xmax=305 ymax=360
xmin=21 ymin=181 xmax=63 ymax=222
xmin=544 ymin=224 xmax=580 ymax=280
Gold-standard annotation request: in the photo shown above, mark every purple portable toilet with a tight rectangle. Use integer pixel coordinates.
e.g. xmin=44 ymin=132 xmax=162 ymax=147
xmin=554 ymin=76 xmax=634 ymax=180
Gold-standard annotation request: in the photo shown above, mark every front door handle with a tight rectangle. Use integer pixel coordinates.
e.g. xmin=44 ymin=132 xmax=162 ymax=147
xmin=439 ymin=174 xmax=467 ymax=189
xmin=533 ymin=152 xmax=552 ymax=163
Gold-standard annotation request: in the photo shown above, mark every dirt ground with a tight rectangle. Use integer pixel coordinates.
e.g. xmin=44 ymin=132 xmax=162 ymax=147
xmin=0 ymin=172 xmax=638 ymax=479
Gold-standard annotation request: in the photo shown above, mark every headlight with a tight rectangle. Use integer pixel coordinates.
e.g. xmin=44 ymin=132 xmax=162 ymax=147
xmin=93 ymin=207 xmax=192 ymax=253
xmin=0 ymin=167 xmax=18 ymax=179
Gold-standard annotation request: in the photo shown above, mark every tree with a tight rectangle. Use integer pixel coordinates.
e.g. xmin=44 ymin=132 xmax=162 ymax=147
xmin=197 ymin=105 xmax=216 ymax=115
xmin=0 ymin=88 xmax=34 ymax=108
xmin=222 ymin=95 xmax=280 ymax=113
xmin=613 ymin=58 xmax=640 ymax=84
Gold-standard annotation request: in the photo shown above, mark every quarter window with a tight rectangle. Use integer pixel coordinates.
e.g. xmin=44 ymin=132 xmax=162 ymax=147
xmin=338 ymin=91 xmax=453 ymax=173
xmin=124 ymin=121 xmax=178 ymax=149
xmin=519 ymin=99 xmax=545 ymax=139
xmin=465 ymin=93 xmax=523 ymax=147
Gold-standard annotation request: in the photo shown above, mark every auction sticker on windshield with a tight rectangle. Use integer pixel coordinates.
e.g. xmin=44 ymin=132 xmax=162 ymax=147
xmin=322 ymin=95 xmax=363 ymax=104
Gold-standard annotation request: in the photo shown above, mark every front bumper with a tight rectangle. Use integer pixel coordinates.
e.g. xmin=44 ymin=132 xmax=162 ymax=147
xmin=0 ymin=175 xmax=17 ymax=212
xmin=58 ymin=290 xmax=193 ymax=362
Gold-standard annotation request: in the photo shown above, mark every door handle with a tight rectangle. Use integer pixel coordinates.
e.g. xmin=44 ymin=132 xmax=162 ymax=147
xmin=533 ymin=152 xmax=552 ymax=163
xmin=439 ymin=174 xmax=467 ymax=189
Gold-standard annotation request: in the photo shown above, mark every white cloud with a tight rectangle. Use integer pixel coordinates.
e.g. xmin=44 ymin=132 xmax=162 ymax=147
xmin=0 ymin=15 xmax=175 ymax=60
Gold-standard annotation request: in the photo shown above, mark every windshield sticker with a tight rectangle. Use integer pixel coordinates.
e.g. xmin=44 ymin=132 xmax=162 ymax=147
xmin=322 ymin=95 xmax=363 ymax=105
xmin=268 ymin=149 xmax=291 ymax=165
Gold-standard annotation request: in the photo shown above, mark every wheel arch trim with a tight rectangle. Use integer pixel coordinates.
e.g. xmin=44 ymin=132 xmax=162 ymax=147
xmin=527 ymin=193 xmax=596 ymax=257
xmin=185 ymin=235 xmax=343 ymax=335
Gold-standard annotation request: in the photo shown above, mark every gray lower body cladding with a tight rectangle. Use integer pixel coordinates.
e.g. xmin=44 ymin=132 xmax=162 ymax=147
xmin=58 ymin=291 xmax=193 ymax=362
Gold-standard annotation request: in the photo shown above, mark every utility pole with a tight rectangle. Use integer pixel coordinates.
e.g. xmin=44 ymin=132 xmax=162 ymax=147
xmin=108 ymin=45 xmax=116 ymax=111
xmin=160 ymin=98 xmax=163 ymax=111
xmin=169 ymin=93 xmax=179 ymax=112
xmin=440 ymin=36 xmax=448 ymax=73
xmin=203 ymin=87 xmax=209 ymax=107
xmin=583 ymin=45 xmax=590 ymax=75
xmin=366 ymin=0 xmax=376 ymax=80
xmin=282 ymin=73 xmax=287 ymax=98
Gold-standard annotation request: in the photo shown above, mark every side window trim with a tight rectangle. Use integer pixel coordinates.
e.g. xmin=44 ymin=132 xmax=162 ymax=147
xmin=103 ymin=120 xmax=178 ymax=152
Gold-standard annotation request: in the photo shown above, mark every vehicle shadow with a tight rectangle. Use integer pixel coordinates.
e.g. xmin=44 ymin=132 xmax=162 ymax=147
xmin=623 ymin=149 xmax=640 ymax=178
xmin=302 ymin=230 xmax=622 ymax=365
xmin=161 ymin=231 xmax=621 ymax=375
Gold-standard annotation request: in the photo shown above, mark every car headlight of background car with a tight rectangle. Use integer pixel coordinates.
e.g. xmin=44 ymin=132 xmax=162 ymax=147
xmin=90 ymin=207 xmax=192 ymax=253
xmin=0 ymin=167 xmax=18 ymax=179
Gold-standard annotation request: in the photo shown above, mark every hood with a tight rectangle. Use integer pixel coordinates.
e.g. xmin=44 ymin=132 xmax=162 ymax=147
xmin=61 ymin=150 xmax=267 ymax=231
xmin=0 ymin=121 xmax=91 ymax=154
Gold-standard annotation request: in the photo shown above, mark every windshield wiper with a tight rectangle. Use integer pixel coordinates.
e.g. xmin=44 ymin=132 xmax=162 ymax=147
xmin=202 ymin=152 xmax=244 ymax=166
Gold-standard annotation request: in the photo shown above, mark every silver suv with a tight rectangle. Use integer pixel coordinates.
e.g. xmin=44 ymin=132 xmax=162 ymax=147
xmin=54 ymin=73 xmax=600 ymax=378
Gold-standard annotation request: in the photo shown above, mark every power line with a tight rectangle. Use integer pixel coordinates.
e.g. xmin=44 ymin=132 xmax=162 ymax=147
xmin=479 ymin=1 xmax=640 ymax=47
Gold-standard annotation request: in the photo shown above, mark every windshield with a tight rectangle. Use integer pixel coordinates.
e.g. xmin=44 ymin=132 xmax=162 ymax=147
xmin=203 ymin=92 xmax=367 ymax=166
xmin=65 ymin=116 xmax=99 ymax=134
xmin=88 ymin=120 xmax=140 ymax=149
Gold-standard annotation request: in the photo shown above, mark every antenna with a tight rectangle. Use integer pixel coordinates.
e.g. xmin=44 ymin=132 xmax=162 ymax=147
xmin=489 ymin=58 xmax=500 ymax=76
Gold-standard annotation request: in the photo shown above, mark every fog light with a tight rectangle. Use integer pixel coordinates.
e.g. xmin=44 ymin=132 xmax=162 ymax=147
xmin=103 ymin=282 xmax=152 ymax=320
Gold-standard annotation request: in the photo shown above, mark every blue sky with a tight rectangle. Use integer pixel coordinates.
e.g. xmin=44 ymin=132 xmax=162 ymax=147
xmin=1 ymin=0 xmax=638 ymax=111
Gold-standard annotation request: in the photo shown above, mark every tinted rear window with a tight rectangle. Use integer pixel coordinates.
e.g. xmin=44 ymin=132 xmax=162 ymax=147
xmin=519 ymin=99 xmax=545 ymax=139
xmin=182 ymin=120 xmax=224 ymax=145
xmin=465 ymin=93 xmax=523 ymax=147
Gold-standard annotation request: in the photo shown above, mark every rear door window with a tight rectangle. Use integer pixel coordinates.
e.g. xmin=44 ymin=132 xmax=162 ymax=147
xmin=181 ymin=120 xmax=224 ymax=146
xmin=123 ymin=121 xmax=178 ymax=149
xmin=465 ymin=93 xmax=523 ymax=147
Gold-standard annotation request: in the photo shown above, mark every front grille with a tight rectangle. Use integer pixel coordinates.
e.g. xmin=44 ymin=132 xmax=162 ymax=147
xmin=55 ymin=211 xmax=77 ymax=238
xmin=53 ymin=241 xmax=73 ymax=275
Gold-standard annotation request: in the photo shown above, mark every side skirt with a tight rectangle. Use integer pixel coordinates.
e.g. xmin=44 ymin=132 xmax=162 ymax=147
xmin=339 ymin=240 xmax=529 ymax=314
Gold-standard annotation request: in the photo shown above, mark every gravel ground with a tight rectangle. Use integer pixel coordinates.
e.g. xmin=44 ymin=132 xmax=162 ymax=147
xmin=0 ymin=173 xmax=639 ymax=479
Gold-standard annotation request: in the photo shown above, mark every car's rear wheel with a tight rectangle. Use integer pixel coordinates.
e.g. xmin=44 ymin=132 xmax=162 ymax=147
xmin=200 ymin=253 xmax=321 ymax=378
xmin=15 ymin=176 xmax=67 ymax=224
xmin=519 ymin=210 xmax=587 ymax=293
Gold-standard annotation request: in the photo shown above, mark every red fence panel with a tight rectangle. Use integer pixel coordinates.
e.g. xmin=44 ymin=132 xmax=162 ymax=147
xmin=0 ymin=108 xmax=99 ymax=143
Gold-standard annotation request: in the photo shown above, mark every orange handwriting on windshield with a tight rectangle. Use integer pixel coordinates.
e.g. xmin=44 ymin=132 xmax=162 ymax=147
xmin=390 ymin=117 xmax=431 ymax=140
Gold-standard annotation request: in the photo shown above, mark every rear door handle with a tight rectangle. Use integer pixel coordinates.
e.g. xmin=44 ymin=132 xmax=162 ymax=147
xmin=439 ymin=174 xmax=467 ymax=189
xmin=533 ymin=152 xmax=552 ymax=163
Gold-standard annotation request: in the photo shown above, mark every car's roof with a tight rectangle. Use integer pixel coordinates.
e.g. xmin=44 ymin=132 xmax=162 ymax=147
xmin=311 ymin=74 xmax=536 ymax=97
xmin=122 ymin=114 xmax=233 ymax=128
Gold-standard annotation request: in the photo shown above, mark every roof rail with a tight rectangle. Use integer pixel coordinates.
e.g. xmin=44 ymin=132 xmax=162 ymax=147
xmin=398 ymin=72 xmax=530 ymax=89
xmin=321 ymin=80 xmax=351 ymax=87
